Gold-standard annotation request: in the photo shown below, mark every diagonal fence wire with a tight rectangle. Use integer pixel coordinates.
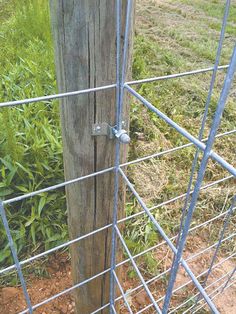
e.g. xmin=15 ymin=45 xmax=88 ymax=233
xmin=169 ymin=268 xmax=236 ymax=314
xmin=94 ymin=250 xmax=236 ymax=314
xmin=4 ymin=213 xmax=235 ymax=313
xmin=2 ymin=137 xmax=235 ymax=314
xmin=112 ymin=270 xmax=134 ymax=314
xmin=0 ymin=173 xmax=233 ymax=277
xmin=221 ymin=265 xmax=236 ymax=292
xmin=124 ymin=83 xmax=236 ymax=177
xmin=175 ymin=0 xmax=231 ymax=252
xmin=1 ymin=65 xmax=234 ymax=312
xmin=119 ymin=167 xmax=220 ymax=313
xmin=17 ymin=167 xmax=235 ymax=313
xmin=115 ymin=225 xmax=162 ymax=313
xmin=117 ymin=233 xmax=236 ymax=314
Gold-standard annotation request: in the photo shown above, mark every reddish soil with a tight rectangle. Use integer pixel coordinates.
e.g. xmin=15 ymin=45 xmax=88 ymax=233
xmin=0 ymin=254 xmax=74 ymax=314
xmin=1 ymin=241 xmax=235 ymax=314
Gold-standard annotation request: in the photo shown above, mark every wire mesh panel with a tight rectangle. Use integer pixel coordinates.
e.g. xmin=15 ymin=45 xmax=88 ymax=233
xmin=0 ymin=0 xmax=236 ymax=313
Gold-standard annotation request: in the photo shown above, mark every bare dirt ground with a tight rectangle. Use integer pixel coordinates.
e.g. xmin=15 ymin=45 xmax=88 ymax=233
xmin=0 ymin=254 xmax=74 ymax=314
xmin=0 ymin=238 xmax=235 ymax=313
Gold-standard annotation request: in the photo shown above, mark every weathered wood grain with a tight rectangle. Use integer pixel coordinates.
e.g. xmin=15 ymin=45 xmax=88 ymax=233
xmin=50 ymin=1 xmax=135 ymax=313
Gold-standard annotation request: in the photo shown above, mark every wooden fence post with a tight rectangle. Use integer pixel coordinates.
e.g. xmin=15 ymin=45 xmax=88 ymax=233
xmin=50 ymin=1 xmax=135 ymax=313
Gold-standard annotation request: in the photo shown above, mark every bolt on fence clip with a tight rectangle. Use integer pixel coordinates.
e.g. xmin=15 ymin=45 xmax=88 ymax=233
xmin=92 ymin=121 xmax=130 ymax=144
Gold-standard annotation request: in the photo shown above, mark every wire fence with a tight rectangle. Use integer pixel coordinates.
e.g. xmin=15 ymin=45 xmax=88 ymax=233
xmin=0 ymin=0 xmax=236 ymax=313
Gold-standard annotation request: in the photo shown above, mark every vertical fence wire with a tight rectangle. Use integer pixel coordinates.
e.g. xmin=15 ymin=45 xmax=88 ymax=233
xmin=221 ymin=266 xmax=236 ymax=292
xmin=109 ymin=0 xmax=122 ymax=310
xmin=0 ymin=202 xmax=33 ymax=314
xmin=110 ymin=0 xmax=133 ymax=311
xmin=175 ymin=0 xmax=231 ymax=249
xmin=115 ymin=225 xmax=162 ymax=313
xmin=192 ymin=195 xmax=236 ymax=310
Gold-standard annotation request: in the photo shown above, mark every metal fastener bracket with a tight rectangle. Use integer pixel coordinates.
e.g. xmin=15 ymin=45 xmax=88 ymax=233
xmin=92 ymin=122 xmax=114 ymax=139
xmin=92 ymin=122 xmax=130 ymax=144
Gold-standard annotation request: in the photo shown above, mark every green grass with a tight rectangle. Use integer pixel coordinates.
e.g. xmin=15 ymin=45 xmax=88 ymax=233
xmin=0 ymin=0 xmax=235 ymax=295
xmin=181 ymin=0 xmax=236 ymax=22
xmin=0 ymin=0 xmax=67 ymax=267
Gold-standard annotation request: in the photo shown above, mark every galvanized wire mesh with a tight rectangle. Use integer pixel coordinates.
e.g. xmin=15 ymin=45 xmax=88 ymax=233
xmin=0 ymin=0 xmax=235 ymax=313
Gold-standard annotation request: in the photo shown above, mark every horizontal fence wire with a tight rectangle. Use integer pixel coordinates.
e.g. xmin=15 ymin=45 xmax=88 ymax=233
xmin=0 ymin=66 xmax=229 ymax=108
xmin=125 ymin=64 xmax=229 ymax=85
xmin=0 ymin=0 xmax=236 ymax=313
xmin=0 ymin=84 xmax=117 ymax=108
xmin=0 ymin=172 xmax=233 ymax=276
xmin=2 ymin=128 xmax=235 ymax=206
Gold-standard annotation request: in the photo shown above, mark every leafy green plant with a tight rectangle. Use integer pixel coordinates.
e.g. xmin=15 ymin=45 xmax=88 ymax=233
xmin=0 ymin=0 xmax=69 ymax=266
